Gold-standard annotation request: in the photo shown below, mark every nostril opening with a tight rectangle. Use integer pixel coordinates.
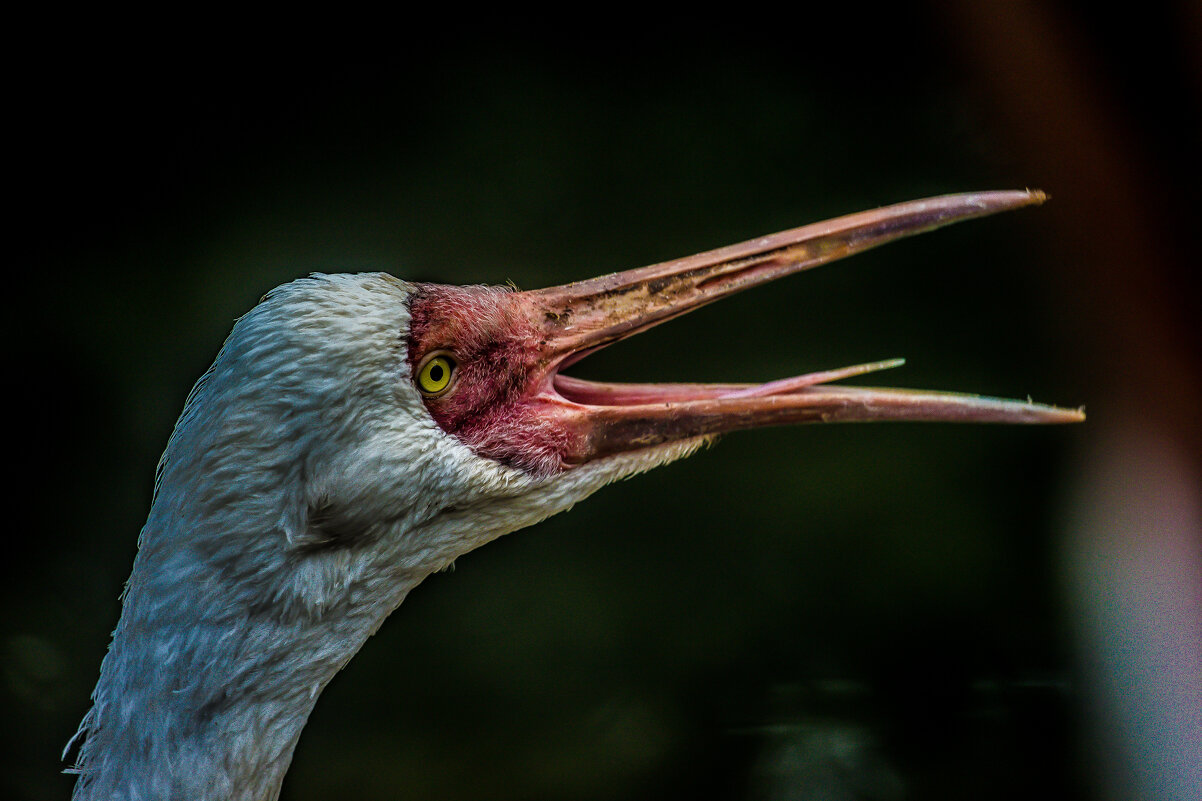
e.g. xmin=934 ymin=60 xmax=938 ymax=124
xmin=695 ymin=253 xmax=793 ymax=292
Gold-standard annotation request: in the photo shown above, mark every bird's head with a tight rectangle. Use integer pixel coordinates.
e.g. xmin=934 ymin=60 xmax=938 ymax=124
xmin=151 ymin=191 xmax=1081 ymax=622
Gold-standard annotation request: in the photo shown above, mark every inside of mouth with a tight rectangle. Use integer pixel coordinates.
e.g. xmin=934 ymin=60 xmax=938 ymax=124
xmin=551 ymin=358 xmax=907 ymax=407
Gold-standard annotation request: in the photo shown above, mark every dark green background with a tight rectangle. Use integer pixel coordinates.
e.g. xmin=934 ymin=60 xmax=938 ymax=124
xmin=8 ymin=5 xmax=1198 ymax=800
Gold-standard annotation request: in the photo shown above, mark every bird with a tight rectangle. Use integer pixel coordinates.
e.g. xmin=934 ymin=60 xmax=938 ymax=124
xmin=65 ymin=190 xmax=1082 ymax=801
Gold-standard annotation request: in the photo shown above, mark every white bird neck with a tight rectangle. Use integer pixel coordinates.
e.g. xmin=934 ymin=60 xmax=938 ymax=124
xmin=69 ymin=514 xmax=418 ymax=801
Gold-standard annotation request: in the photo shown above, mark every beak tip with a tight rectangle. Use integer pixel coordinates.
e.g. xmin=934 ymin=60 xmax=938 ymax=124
xmin=1034 ymin=402 xmax=1085 ymax=424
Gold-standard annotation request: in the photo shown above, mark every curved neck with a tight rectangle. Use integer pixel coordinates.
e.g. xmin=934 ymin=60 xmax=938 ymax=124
xmin=69 ymin=535 xmax=417 ymax=801
xmin=71 ymin=612 xmax=367 ymax=801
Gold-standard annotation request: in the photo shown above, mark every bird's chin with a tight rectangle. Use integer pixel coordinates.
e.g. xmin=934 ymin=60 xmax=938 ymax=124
xmin=575 ymin=433 xmax=716 ymax=481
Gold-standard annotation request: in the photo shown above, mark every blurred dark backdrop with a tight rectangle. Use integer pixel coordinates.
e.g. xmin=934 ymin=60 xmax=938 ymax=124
xmin=7 ymin=4 xmax=1199 ymax=800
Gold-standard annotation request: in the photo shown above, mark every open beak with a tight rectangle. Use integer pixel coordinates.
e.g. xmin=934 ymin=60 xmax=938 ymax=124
xmin=514 ymin=190 xmax=1083 ymax=465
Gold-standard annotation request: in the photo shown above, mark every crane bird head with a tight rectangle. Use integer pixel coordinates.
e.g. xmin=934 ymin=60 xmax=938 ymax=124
xmin=69 ymin=190 xmax=1082 ymax=800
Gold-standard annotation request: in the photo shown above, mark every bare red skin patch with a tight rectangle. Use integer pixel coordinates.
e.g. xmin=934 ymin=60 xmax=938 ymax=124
xmin=406 ymin=284 xmax=584 ymax=476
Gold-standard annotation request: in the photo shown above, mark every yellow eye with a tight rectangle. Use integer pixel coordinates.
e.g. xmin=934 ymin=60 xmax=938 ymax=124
xmin=417 ymin=354 xmax=456 ymax=396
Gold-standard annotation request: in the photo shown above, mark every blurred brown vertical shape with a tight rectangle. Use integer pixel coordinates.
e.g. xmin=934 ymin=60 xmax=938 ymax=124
xmin=1188 ymin=1 xmax=1202 ymax=94
xmin=934 ymin=2 xmax=1202 ymax=800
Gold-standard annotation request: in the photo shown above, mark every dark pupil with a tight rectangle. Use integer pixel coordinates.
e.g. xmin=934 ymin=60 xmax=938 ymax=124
xmin=429 ymin=363 xmax=444 ymax=382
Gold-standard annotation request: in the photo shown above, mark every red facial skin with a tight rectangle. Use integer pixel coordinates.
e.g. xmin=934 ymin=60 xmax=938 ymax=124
xmin=407 ymin=284 xmax=583 ymax=476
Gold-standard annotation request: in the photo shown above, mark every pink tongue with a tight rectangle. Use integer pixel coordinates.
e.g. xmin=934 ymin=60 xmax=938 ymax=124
xmin=718 ymin=359 xmax=906 ymax=398
xmin=552 ymin=358 xmax=906 ymax=407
